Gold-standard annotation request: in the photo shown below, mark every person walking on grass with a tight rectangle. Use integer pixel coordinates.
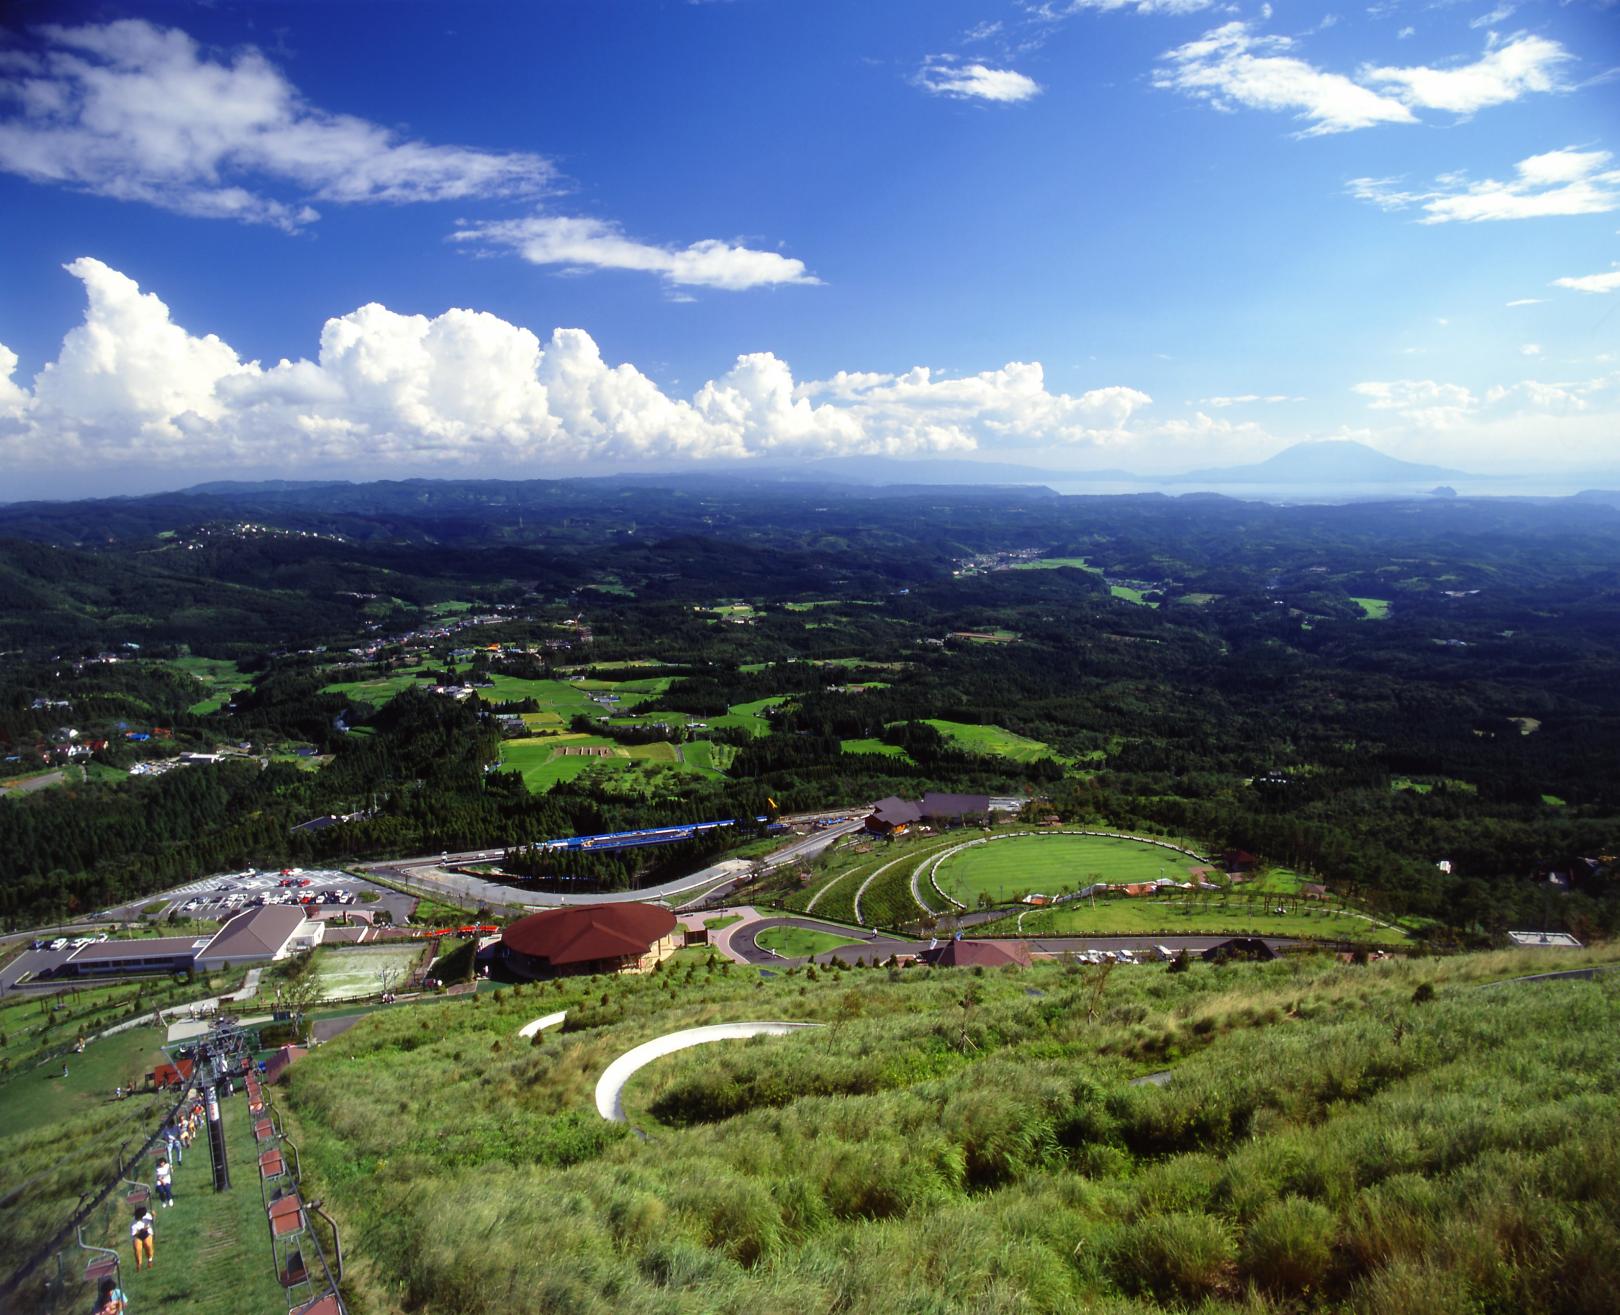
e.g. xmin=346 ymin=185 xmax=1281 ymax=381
xmin=155 ymin=1156 xmax=173 ymax=1207
xmin=129 ymin=1204 xmax=155 ymax=1270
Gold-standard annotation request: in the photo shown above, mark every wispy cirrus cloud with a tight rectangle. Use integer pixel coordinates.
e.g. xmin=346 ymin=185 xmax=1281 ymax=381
xmin=0 ymin=19 xmax=552 ymax=230
xmin=1361 ymin=33 xmax=1570 ymax=114
xmin=450 ymin=216 xmax=820 ymax=292
xmin=1553 ymin=264 xmax=1620 ymax=294
xmin=1199 ymin=394 xmax=1302 ymax=406
xmin=1154 ymin=22 xmax=1417 ymax=136
xmin=914 ymin=57 xmax=1043 ymax=103
xmin=1349 ymin=147 xmax=1620 ymax=223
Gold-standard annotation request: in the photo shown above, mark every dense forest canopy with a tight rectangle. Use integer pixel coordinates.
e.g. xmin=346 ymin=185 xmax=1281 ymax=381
xmin=0 ymin=475 xmax=1615 ymax=934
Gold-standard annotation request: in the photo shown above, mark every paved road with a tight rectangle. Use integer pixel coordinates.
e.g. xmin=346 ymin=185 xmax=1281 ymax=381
xmin=359 ymin=817 xmax=867 ymax=913
xmin=728 ymin=915 xmax=1305 ymax=967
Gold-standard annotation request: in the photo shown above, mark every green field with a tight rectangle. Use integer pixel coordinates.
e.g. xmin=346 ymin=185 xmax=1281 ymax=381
xmin=499 ymin=735 xmax=630 ymax=789
xmin=754 ymin=925 xmax=865 ymax=958
xmin=321 ymin=668 xmax=434 ymax=706
xmin=309 ymin=943 xmax=426 ymax=1001
xmin=1010 ymin=556 xmax=1102 ymax=573
xmin=680 ymin=740 xmax=736 ymax=776
xmin=999 ymin=894 xmax=1410 ymax=944
xmin=922 ymin=718 xmax=1058 ymax=763
xmin=622 ymin=741 xmax=679 ymax=764
xmin=708 ymin=696 xmax=786 ymax=737
xmin=1352 ymin=596 xmax=1391 ymax=619
xmin=840 ymin=737 xmax=915 ymax=762
xmin=1109 ymin=584 xmax=1158 ymax=607
xmin=935 ymin=833 xmax=1204 ymax=907
xmin=162 ymin=655 xmax=246 ymax=714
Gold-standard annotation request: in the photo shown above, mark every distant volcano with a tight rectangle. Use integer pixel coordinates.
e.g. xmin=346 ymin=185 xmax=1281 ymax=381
xmin=1165 ymin=440 xmax=1470 ymax=485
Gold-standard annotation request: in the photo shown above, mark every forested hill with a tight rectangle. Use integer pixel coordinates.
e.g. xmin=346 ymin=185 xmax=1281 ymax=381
xmin=0 ymin=479 xmax=1617 ymax=934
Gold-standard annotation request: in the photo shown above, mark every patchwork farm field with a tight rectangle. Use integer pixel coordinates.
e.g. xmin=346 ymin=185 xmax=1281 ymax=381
xmin=934 ymin=832 xmax=1205 ymax=907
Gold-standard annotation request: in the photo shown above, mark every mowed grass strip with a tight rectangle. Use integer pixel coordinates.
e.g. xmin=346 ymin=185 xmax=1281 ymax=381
xmin=1001 ymin=895 xmax=1409 ymax=944
xmin=936 ymin=833 xmax=1203 ymax=907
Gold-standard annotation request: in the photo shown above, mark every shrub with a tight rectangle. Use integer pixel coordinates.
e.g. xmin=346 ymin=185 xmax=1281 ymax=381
xmin=1353 ymin=1259 xmax=1472 ymax=1315
xmin=1109 ymin=1210 xmax=1235 ymax=1302
xmin=1242 ymin=1195 xmax=1336 ymax=1294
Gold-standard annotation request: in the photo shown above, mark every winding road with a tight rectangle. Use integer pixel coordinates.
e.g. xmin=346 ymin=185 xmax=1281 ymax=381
xmin=726 ymin=914 xmax=1305 ymax=967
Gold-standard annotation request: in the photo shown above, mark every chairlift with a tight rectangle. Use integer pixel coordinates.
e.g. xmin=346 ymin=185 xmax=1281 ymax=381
xmin=76 ymin=1224 xmax=120 ymax=1287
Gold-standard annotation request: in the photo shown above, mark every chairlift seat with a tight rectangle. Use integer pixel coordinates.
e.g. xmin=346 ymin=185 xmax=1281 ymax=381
xmin=271 ymin=1206 xmax=307 ymax=1239
xmin=259 ymin=1150 xmax=286 ymax=1180
xmin=290 ymin=1292 xmax=343 ymax=1315
xmin=84 ymin=1256 xmax=119 ymax=1283
xmin=254 ymin=1118 xmax=275 ymax=1141
xmin=268 ymin=1191 xmax=303 ymax=1220
xmin=125 ymin=1184 xmax=150 ymax=1206
xmin=278 ymin=1249 xmax=310 ymax=1288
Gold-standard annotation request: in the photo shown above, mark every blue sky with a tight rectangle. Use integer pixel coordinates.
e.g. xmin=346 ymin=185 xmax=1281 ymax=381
xmin=0 ymin=0 xmax=1617 ymax=497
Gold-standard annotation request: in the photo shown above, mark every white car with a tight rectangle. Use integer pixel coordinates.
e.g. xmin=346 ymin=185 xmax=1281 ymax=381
xmin=49 ymin=938 xmax=68 ymax=951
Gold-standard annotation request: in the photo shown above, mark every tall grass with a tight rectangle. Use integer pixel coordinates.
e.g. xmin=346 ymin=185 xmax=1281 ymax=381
xmin=277 ymin=947 xmax=1620 ymax=1314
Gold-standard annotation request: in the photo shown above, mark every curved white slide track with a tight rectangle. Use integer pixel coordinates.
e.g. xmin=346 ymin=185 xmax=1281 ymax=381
xmin=594 ymin=1021 xmax=825 ymax=1122
xmin=517 ymin=1010 xmax=568 ymax=1038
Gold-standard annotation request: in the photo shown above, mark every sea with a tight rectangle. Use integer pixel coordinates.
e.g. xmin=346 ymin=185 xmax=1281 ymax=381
xmin=1041 ymin=476 xmax=1619 ymax=504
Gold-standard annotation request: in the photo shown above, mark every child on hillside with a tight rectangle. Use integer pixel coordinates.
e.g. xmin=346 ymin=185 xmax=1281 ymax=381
xmin=155 ymin=1156 xmax=173 ymax=1207
xmin=129 ymin=1204 xmax=155 ymax=1270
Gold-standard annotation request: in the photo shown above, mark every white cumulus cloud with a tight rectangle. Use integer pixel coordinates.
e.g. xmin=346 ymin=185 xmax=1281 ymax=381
xmin=0 ymin=259 xmax=1158 ymax=474
xmin=449 ymin=216 xmax=819 ymax=291
xmin=915 ymin=58 xmax=1043 ymax=103
xmin=1349 ymin=147 xmax=1620 ymax=223
xmin=0 ymin=20 xmax=551 ymax=230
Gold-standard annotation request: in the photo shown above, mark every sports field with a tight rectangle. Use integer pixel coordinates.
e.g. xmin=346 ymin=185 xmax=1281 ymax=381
xmin=934 ymin=832 xmax=1204 ymax=906
xmin=1352 ymin=596 xmax=1391 ymax=619
xmin=310 ymin=944 xmax=425 ymax=1001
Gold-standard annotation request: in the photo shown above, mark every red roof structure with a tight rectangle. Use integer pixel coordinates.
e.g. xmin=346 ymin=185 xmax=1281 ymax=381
xmin=501 ymin=903 xmax=678 ymax=972
xmin=920 ymin=939 xmax=1033 ymax=969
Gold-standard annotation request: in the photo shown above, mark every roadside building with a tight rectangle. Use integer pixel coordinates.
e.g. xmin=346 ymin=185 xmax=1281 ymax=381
xmin=865 ymin=796 xmax=923 ymax=836
xmin=499 ymin=903 xmax=679 ymax=978
xmin=60 ymin=936 xmax=212 ymax=978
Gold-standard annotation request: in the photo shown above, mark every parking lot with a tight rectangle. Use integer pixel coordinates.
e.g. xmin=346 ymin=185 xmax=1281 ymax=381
xmin=102 ymin=867 xmax=418 ymax=927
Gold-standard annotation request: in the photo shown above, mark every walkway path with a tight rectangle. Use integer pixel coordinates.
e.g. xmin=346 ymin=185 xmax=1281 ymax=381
xmin=594 ymin=1021 xmax=825 ymax=1122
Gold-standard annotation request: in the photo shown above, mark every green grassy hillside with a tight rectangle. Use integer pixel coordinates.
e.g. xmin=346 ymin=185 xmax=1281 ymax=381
xmin=278 ymin=945 xmax=1620 ymax=1314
